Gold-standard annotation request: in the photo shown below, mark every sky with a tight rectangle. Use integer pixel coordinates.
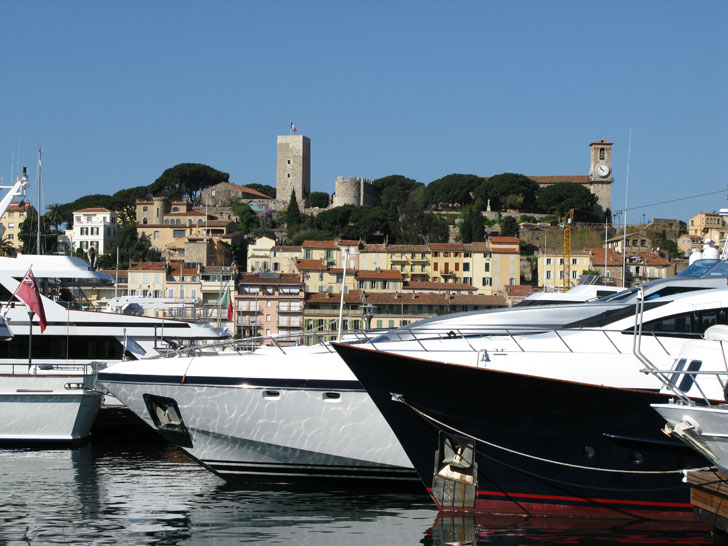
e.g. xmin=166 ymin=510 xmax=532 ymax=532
xmin=1 ymin=1 xmax=726 ymax=225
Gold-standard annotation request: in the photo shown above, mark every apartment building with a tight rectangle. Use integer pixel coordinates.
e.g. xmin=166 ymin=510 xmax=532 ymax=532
xmin=688 ymin=212 xmax=727 ymax=245
xmin=0 ymin=201 xmax=35 ymax=250
xmin=236 ymin=272 xmax=305 ymax=341
xmin=58 ymin=208 xmax=118 ymax=256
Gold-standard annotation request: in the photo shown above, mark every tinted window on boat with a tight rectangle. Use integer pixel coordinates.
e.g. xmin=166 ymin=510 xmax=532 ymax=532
xmin=0 ymin=335 xmax=125 ymax=360
xmin=627 ymin=309 xmax=727 ymax=337
xmin=564 ymin=301 xmax=667 ymax=329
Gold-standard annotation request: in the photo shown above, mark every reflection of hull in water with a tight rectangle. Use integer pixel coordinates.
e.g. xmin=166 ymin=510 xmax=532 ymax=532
xmin=334 ymin=344 xmax=708 ymax=520
xmin=428 ymin=513 xmax=710 ymax=545
xmin=0 ymin=372 xmax=100 ymax=442
xmin=100 ymin=349 xmax=416 ymax=483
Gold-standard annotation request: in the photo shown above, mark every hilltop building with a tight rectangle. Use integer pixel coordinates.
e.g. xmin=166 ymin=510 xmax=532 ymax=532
xmin=331 ymin=177 xmax=380 ymax=207
xmin=57 ymin=208 xmax=118 ymax=257
xmin=200 ymin=182 xmax=272 ymax=207
xmin=276 ymin=134 xmax=310 ymax=206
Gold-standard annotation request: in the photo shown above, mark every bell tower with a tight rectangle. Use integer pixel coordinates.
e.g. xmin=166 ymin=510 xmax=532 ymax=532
xmin=589 ymin=139 xmax=613 ymax=215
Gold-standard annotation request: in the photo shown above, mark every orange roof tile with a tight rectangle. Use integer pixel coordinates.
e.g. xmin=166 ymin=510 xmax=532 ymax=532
xmin=295 ymin=259 xmax=327 ymax=270
xmin=303 ymin=240 xmax=338 ymax=249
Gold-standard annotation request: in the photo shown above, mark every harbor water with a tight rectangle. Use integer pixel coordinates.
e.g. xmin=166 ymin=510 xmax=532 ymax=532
xmin=0 ymin=433 xmax=717 ymax=545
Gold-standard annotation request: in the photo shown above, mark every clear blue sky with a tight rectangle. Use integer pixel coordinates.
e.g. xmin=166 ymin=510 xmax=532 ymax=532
xmin=1 ymin=1 xmax=726 ymax=225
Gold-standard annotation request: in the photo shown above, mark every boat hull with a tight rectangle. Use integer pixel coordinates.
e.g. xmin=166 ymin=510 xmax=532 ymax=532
xmin=333 ymin=343 xmax=707 ymax=519
xmin=100 ymin=364 xmax=416 ymax=483
xmin=0 ymin=373 xmax=101 ymax=442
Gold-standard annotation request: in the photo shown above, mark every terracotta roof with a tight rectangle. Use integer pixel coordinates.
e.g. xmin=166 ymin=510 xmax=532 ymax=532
xmin=505 ymin=285 xmax=535 ymax=297
xmin=295 ymin=259 xmax=327 ymax=270
xmin=303 ymin=240 xmax=338 ymax=249
xmin=587 ymin=247 xmax=623 ymax=266
xmin=489 ymin=236 xmax=520 ymax=244
xmin=361 ymin=244 xmax=387 ymax=252
xmin=354 ymin=269 xmax=403 ymax=280
xmin=221 ymin=182 xmax=273 ymax=199
xmin=628 ymin=253 xmax=672 ymax=266
xmin=128 ymin=261 xmax=166 ymax=271
xmin=467 ymin=242 xmax=490 ymax=251
xmin=449 ymin=294 xmax=507 ymax=306
xmin=75 ymin=208 xmax=113 ymax=213
xmin=272 ymin=246 xmax=302 ymax=252
xmin=386 ymin=244 xmax=429 ymax=252
xmin=167 ymin=263 xmax=198 ymax=275
xmin=337 ymin=240 xmax=360 ymax=246
xmin=165 ymin=211 xmax=207 ymax=217
xmin=492 ymin=248 xmax=520 ymax=254
xmin=205 ymin=220 xmax=235 ymax=227
xmin=403 ymin=281 xmax=477 ymax=292
xmin=238 ymin=273 xmax=302 ymax=285
xmin=429 ymin=243 xmax=465 ymax=251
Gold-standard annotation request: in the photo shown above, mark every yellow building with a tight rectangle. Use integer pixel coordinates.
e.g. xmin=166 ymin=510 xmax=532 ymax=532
xmin=536 ymin=248 xmax=594 ymax=291
xmin=0 ymin=201 xmax=35 ymax=250
xmin=385 ymin=244 xmax=430 ymax=282
xmin=689 ymin=212 xmax=727 ymax=245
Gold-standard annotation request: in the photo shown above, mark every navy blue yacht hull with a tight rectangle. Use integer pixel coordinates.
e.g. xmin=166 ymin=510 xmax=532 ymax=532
xmin=332 ymin=343 xmax=707 ymax=520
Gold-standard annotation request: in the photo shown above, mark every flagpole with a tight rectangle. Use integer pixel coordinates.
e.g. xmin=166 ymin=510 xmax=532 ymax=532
xmin=27 ymin=310 xmax=34 ymax=370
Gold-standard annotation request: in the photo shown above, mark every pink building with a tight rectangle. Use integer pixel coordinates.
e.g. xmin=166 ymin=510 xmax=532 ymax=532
xmin=236 ymin=273 xmax=305 ymax=343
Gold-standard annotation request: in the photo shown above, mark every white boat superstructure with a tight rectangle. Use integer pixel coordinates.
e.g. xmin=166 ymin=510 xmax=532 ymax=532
xmin=0 ymin=362 xmax=100 ymax=442
xmin=651 ymin=325 xmax=728 ymax=475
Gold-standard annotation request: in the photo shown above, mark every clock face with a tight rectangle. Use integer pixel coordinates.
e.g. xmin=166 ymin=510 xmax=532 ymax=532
xmin=597 ymin=164 xmax=610 ymax=177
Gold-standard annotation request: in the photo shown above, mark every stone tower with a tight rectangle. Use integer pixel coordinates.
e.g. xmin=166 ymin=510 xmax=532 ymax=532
xmin=589 ymin=139 xmax=613 ymax=215
xmin=276 ymin=135 xmax=310 ymax=206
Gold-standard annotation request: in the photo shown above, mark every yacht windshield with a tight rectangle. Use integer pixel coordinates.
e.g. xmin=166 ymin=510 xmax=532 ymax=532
xmin=699 ymin=260 xmax=728 ymax=278
xmin=677 ymin=259 xmax=721 ymax=278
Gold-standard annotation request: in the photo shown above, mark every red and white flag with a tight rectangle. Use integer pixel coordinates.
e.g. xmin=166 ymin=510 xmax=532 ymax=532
xmin=16 ymin=269 xmax=47 ymax=333
xmin=290 ymin=122 xmax=297 ymax=133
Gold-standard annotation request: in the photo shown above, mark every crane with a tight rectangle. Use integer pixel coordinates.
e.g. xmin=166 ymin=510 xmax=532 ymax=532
xmin=560 ymin=209 xmax=574 ymax=292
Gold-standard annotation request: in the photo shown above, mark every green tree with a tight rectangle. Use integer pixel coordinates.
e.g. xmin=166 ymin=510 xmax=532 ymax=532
xmin=291 ymin=230 xmax=335 ymax=246
xmin=286 ymin=192 xmax=302 ymax=231
xmin=477 ymin=173 xmax=540 ymax=212
xmin=45 ymin=203 xmax=66 ymax=232
xmin=499 ymin=216 xmax=520 ymax=237
xmin=151 ymin=163 xmax=229 ymax=201
xmin=392 ymin=187 xmax=449 ymax=243
xmin=96 ymin=223 xmax=161 ymax=269
xmin=459 ymin=205 xmax=485 ymax=243
xmin=371 ymin=175 xmax=424 ymax=215
xmin=536 ymin=182 xmax=598 ymax=220
xmin=308 ymin=192 xmax=330 ymax=208
xmin=19 ymin=214 xmax=57 ymax=254
xmin=246 ymin=183 xmax=276 ymax=198
xmin=425 ymin=174 xmax=481 ymax=208
xmin=0 ymin=236 xmax=15 ymax=256
xmin=230 ymin=202 xmax=260 ymax=234
xmin=648 ymin=230 xmax=681 ymax=259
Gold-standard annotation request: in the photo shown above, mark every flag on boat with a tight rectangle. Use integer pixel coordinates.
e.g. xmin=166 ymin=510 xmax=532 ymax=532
xmin=125 ymin=336 xmax=147 ymax=356
xmin=290 ymin=122 xmax=297 ymax=133
xmin=16 ymin=269 xmax=47 ymax=333
xmin=221 ymin=286 xmax=233 ymax=321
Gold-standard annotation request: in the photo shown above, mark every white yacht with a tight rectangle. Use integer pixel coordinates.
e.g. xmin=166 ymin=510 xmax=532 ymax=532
xmin=98 ymin=267 xmax=728 ymax=482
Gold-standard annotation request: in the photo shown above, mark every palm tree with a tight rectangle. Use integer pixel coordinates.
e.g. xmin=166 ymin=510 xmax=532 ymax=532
xmin=0 ymin=236 xmax=16 ymax=257
xmin=45 ymin=203 xmax=65 ymax=233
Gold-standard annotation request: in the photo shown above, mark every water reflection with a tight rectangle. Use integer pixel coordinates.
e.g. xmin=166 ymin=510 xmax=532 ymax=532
xmin=0 ymin=442 xmax=714 ymax=545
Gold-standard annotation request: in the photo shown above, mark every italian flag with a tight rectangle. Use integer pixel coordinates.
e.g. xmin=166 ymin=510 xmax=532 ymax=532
xmin=221 ymin=287 xmax=233 ymax=321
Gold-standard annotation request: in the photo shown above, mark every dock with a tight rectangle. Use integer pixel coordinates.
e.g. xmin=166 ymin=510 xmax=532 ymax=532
xmin=688 ymin=469 xmax=728 ymax=542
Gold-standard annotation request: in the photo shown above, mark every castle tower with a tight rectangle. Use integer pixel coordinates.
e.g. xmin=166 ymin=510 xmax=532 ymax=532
xmin=276 ymin=135 xmax=310 ymax=206
xmin=589 ymin=139 xmax=613 ymax=215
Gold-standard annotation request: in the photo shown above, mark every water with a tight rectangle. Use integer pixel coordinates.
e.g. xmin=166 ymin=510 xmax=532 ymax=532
xmin=0 ymin=440 xmax=716 ymax=545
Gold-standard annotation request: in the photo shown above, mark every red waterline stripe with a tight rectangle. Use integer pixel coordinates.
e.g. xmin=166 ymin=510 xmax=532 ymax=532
xmin=426 ymin=488 xmax=692 ymax=509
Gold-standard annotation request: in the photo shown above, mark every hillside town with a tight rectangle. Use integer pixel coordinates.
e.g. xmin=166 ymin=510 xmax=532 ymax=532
xmin=0 ymin=135 xmax=721 ymax=340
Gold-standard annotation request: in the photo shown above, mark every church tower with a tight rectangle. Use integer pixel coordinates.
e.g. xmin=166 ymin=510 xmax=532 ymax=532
xmin=276 ymin=135 xmax=310 ymax=206
xmin=589 ymin=139 xmax=613 ymax=215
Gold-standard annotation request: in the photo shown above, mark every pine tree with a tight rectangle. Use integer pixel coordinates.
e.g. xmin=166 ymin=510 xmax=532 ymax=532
xmin=287 ymin=191 xmax=302 ymax=228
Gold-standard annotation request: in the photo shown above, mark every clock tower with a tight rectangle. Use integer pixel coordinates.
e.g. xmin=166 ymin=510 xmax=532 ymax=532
xmin=589 ymin=139 xmax=613 ymax=216
xmin=590 ymin=139 xmax=613 ymax=181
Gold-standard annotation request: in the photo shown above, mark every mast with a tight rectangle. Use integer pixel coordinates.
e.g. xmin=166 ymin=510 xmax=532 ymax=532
xmin=36 ymin=149 xmax=42 ymax=255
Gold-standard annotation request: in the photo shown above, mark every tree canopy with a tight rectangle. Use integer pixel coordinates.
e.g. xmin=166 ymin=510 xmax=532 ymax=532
xmin=371 ymin=175 xmax=424 ymax=215
xmin=230 ymin=202 xmax=260 ymax=234
xmin=478 ymin=173 xmax=540 ymax=212
xmin=96 ymin=223 xmax=161 ymax=269
xmin=308 ymin=192 xmax=330 ymax=208
xmin=536 ymin=182 xmax=598 ymax=220
xmin=150 ymin=163 xmax=229 ymax=201
xmin=425 ymin=174 xmax=481 ymax=208
xmin=245 ymin=183 xmax=276 ymax=198
xmin=459 ymin=206 xmax=485 ymax=243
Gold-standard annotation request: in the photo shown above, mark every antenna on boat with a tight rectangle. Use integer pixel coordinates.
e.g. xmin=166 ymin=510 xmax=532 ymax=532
xmin=621 ymin=129 xmax=632 ymax=288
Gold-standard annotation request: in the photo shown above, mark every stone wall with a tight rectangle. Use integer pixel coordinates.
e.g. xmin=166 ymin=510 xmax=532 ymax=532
xmin=331 ymin=177 xmax=380 ymax=207
xmin=276 ymin=135 xmax=310 ymax=206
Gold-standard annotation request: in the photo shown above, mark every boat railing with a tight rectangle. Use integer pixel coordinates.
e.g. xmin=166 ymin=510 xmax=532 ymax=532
xmin=0 ymin=360 xmax=99 ymax=377
xmin=151 ymin=321 xmax=700 ymax=363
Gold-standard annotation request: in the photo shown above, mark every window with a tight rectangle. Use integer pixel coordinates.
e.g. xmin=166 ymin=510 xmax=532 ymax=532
xmin=8 ymin=223 xmax=13 ymax=229
xmin=143 ymin=218 xmax=148 ymax=225
xmin=154 ymin=231 xmax=159 ymax=239
xmin=173 ymin=230 xmax=185 ymax=238
xmin=485 ymin=263 xmax=490 ymax=273
xmin=546 ymin=258 xmax=552 ymax=265
xmin=434 ymin=262 xmax=439 ymax=271
xmin=572 ymin=258 xmax=578 ymax=265
xmin=546 ymin=271 xmax=552 ymax=280
xmin=143 ymin=206 xmax=148 ymax=212
xmin=558 ymin=258 xmax=564 ymax=266
xmin=599 ymin=147 xmax=605 ymax=160
xmin=482 ymin=277 xmax=492 ymax=286
xmin=7 ymin=234 xmax=13 ymax=240
xmin=572 ymin=271 xmax=578 ymax=279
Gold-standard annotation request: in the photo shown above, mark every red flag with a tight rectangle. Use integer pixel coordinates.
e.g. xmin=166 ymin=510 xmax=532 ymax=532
xmin=16 ymin=269 xmax=47 ymax=333
xmin=227 ymin=298 xmax=234 ymax=321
